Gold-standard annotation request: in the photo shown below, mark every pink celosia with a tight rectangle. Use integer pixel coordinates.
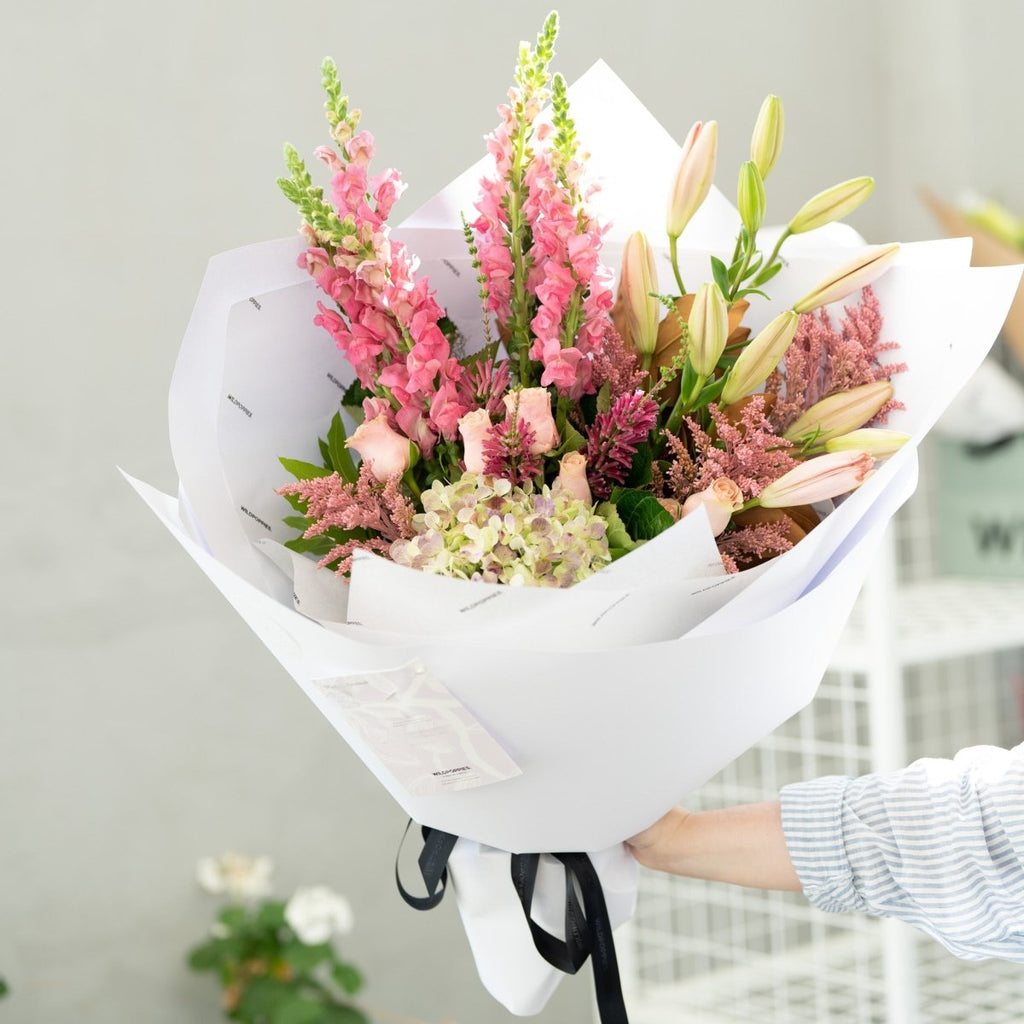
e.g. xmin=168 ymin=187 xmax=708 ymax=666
xmin=585 ymin=393 xmax=660 ymax=500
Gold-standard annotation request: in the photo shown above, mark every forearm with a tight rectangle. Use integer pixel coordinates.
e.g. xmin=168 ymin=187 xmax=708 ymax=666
xmin=629 ymin=802 xmax=801 ymax=891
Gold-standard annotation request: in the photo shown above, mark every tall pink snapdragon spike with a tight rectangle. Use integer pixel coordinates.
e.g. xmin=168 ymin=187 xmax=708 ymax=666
xmin=758 ymin=450 xmax=875 ymax=507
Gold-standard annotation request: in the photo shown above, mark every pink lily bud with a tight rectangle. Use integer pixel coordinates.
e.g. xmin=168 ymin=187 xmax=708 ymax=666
xmin=687 ymin=280 xmax=729 ymax=376
xmin=620 ymin=231 xmax=661 ymax=356
xmin=681 ymin=478 xmax=744 ymax=536
xmin=346 ymin=414 xmax=417 ymax=482
xmin=554 ymin=451 xmax=592 ymax=504
xmin=793 ymin=243 xmax=900 ymax=314
xmin=503 ymin=387 xmax=559 ymax=455
xmin=666 ymin=120 xmax=718 ymax=239
xmin=721 ymin=311 xmax=800 ymax=405
xmin=458 ymin=408 xmax=494 ymax=474
xmin=783 ymin=380 xmax=894 ymax=444
xmin=759 ymin=451 xmax=875 ymax=507
xmin=825 ymin=428 xmax=910 ymax=459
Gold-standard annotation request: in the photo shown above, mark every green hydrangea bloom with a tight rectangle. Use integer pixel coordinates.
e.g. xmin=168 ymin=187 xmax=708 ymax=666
xmin=390 ymin=474 xmax=611 ymax=587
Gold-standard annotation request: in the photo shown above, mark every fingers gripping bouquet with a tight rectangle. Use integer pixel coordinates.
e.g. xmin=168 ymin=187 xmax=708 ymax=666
xmin=126 ymin=12 xmax=1021 ymax=1021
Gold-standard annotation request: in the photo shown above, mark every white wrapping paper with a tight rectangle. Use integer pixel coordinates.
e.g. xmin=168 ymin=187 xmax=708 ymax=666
xmin=127 ymin=61 xmax=1022 ymax=1015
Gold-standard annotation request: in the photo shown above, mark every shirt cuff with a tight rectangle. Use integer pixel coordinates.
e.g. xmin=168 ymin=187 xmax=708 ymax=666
xmin=781 ymin=775 xmax=865 ymax=914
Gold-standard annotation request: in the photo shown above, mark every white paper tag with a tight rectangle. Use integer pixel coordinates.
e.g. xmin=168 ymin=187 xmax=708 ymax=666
xmin=313 ymin=660 xmax=522 ymax=797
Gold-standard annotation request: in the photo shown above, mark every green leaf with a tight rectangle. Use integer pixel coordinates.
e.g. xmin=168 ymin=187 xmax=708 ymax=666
xmin=608 ymin=488 xmax=675 ymax=541
xmin=750 ymin=260 xmax=783 ymax=288
xmin=340 ymin=378 xmax=372 ymax=408
xmin=257 ymin=900 xmax=287 ymax=930
xmin=625 ymin=443 xmax=654 ymax=488
xmin=695 ymin=375 xmax=729 ymax=407
xmin=217 ymin=905 xmax=249 ymax=929
xmin=0 ymin=976 xmax=8 ymax=998
xmin=186 ymin=940 xmax=226 ymax=972
xmin=732 ymin=287 xmax=771 ymax=302
xmin=710 ymin=256 xmax=730 ymax=296
xmin=596 ymin=501 xmax=638 ymax=556
xmin=330 ymin=961 xmax=363 ymax=995
xmin=284 ymin=535 xmax=338 ymax=558
xmin=282 ymin=940 xmax=332 ymax=974
xmin=282 ymin=515 xmax=311 ymax=531
xmin=459 ymin=339 xmax=500 ymax=370
xmin=280 ymin=457 xmax=333 ymax=482
xmin=237 ymin=976 xmax=293 ymax=1018
xmin=271 ymin=997 xmax=327 ymax=1024
xmin=322 ymin=1007 xmax=370 ymax=1024
xmin=554 ymin=418 xmax=586 ymax=456
xmin=327 ymin=413 xmax=359 ymax=483
xmin=596 ymin=381 xmax=612 ymax=415
xmin=319 ymin=438 xmax=332 ymax=465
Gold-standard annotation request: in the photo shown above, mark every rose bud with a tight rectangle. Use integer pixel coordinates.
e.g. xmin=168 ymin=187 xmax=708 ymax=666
xmin=825 ymin=427 xmax=911 ymax=459
xmin=793 ymin=243 xmax=900 ymax=314
xmin=620 ymin=231 xmax=661 ymax=358
xmin=783 ymin=380 xmax=894 ymax=444
xmin=458 ymin=408 xmax=494 ymax=474
xmin=346 ymin=414 xmax=418 ymax=481
xmin=554 ymin=451 xmax=592 ymax=504
xmin=788 ymin=176 xmax=875 ymax=235
xmin=759 ymin=450 xmax=874 ymax=507
xmin=666 ymin=120 xmax=718 ymax=239
xmin=687 ymin=280 xmax=729 ymax=376
xmin=750 ymin=94 xmax=784 ymax=179
xmin=721 ymin=310 xmax=800 ymax=405
xmin=681 ymin=478 xmax=744 ymax=536
xmin=503 ymin=387 xmax=559 ymax=455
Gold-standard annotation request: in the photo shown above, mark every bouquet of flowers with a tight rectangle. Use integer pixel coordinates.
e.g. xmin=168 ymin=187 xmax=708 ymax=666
xmin=126 ymin=12 xmax=1021 ymax=1020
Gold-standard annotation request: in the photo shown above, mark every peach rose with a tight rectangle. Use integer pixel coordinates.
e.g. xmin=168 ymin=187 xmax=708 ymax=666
xmin=346 ymin=414 xmax=415 ymax=481
xmin=458 ymin=408 xmax=493 ymax=474
xmin=503 ymin=387 xmax=559 ymax=455
xmin=554 ymin=452 xmax=592 ymax=504
xmin=681 ymin=477 xmax=744 ymax=536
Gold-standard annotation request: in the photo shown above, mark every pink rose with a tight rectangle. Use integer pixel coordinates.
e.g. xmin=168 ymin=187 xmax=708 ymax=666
xmin=458 ymin=408 xmax=493 ymax=474
xmin=681 ymin=477 xmax=744 ymax=536
xmin=346 ymin=414 xmax=415 ymax=482
xmin=503 ymin=387 xmax=558 ymax=455
xmin=554 ymin=452 xmax=592 ymax=504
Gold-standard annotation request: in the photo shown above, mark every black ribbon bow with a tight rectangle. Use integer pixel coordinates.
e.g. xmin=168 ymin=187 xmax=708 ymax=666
xmin=396 ymin=822 xmax=629 ymax=1024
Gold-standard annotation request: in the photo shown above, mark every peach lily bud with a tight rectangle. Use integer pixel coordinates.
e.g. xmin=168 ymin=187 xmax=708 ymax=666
xmin=458 ymin=408 xmax=493 ymax=474
xmin=737 ymin=160 xmax=766 ymax=235
xmin=681 ymin=478 xmax=744 ymax=536
xmin=666 ymin=120 xmax=718 ymax=239
xmin=788 ymin=176 xmax=875 ymax=235
xmin=792 ymin=243 xmax=900 ymax=314
xmin=620 ymin=231 xmax=661 ymax=357
xmin=503 ymin=387 xmax=559 ymax=455
xmin=783 ymin=380 xmax=894 ymax=444
xmin=721 ymin=311 xmax=800 ymax=406
xmin=750 ymin=94 xmax=784 ymax=179
xmin=825 ymin=427 xmax=911 ymax=459
xmin=554 ymin=451 xmax=592 ymax=504
xmin=687 ymin=280 xmax=729 ymax=376
xmin=346 ymin=414 xmax=417 ymax=482
xmin=759 ymin=451 xmax=874 ymax=507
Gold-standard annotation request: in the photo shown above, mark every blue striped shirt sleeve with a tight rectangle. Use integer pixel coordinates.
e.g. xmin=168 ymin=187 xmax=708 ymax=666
xmin=780 ymin=742 xmax=1024 ymax=962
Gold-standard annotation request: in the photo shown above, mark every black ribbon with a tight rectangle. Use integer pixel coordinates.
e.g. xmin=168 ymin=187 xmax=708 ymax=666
xmin=396 ymin=822 xmax=629 ymax=1024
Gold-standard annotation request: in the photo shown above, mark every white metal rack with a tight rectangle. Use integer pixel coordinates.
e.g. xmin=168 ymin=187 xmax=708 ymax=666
xmin=619 ymin=439 xmax=1024 ymax=1023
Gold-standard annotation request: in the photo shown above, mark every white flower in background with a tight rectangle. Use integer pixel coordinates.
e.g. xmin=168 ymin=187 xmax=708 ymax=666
xmin=285 ymin=886 xmax=354 ymax=945
xmin=196 ymin=852 xmax=273 ymax=901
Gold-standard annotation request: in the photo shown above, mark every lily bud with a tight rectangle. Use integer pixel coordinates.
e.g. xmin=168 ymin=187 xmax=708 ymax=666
xmin=666 ymin=120 xmax=718 ymax=239
xmin=721 ymin=311 xmax=800 ymax=405
xmin=788 ymin=176 xmax=875 ymax=235
xmin=750 ymin=94 xmax=784 ymax=179
xmin=792 ymin=243 xmax=900 ymax=314
xmin=687 ymin=280 xmax=729 ymax=376
xmin=759 ymin=450 xmax=875 ymax=507
xmin=737 ymin=161 xmax=766 ymax=235
xmin=783 ymin=380 xmax=894 ymax=444
xmin=825 ymin=428 xmax=910 ymax=459
xmin=620 ymin=231 xmax=661 ymax=356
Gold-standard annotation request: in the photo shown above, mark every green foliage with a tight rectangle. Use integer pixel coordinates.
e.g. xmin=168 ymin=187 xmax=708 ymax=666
xmin=0 ymin=976 xmax=9 ymax=998
xmin=187 ymin=897 xmax=368 ymax=1024
xmin=596 ymin=501 xmax=638 ymax=560
xmin=608 ymin=487 xmax=675 ymax=541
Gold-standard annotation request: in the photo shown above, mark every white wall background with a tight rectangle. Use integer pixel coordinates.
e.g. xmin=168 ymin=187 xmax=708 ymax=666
xmin=2 ymin=0 xmax=1023 ymax=1021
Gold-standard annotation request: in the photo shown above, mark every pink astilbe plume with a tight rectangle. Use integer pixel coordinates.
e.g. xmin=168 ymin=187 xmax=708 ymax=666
xmin=591 ymin=325 xmax=646 ymax=399
xmin=278 ymin=466 xmax=416 ymax=577
xmin=686 ymin=397 xmax=799 ymax=498
xmin=717 ymin=521 xmax=795 ymax=574
xmin=585 ymin=393 xmax=660 ymax=499
xmin=660 ymin=432 xmax=698 ymax=501
xmin=766 ymin=286 xmax=906 ymax=431
xmin=482 ymin=416 xmax=542 ymax=486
